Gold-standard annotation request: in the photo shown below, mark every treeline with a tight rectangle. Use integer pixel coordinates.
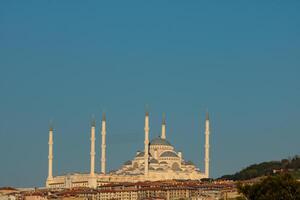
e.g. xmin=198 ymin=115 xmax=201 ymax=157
xmin=237 ymin=173 xmax=300 ymax=200
xmin=220 ymin=155 xmax=300 ymax=181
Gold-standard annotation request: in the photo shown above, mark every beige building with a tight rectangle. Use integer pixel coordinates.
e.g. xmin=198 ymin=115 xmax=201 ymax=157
xmin=46 ymin=111 xmax=211 ymax=188
xmin=23 ymin=180 xmax=237 ymax=200
xmin=24 ymin=195 xmax=47 ymax=200
xmin=0 ymin=187 xmax=18 ymax=200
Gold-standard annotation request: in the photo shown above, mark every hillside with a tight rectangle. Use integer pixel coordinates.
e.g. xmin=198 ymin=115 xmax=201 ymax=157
xmin=220 ymin=155 xmax=300 ymax=181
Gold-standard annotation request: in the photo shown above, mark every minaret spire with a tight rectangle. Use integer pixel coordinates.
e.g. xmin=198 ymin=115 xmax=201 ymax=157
xmin=204 ymin=111 xmax=210 ymax=178
xmin=101 ymin=112 xmax=106 ymax=174
xmin=90 ymin=117 xmax=96 ymax=177
xmin=144 ymin=110 xmax=150 ymax=176
xmin=161 ymin=113 xmax=166 ymax=139
xmin=47 ymin=123 xmax=53 ymax=180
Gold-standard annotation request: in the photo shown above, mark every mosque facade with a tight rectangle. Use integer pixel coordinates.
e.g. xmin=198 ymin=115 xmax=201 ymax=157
xmin=46 ymin=112 xmax=211 ymax=188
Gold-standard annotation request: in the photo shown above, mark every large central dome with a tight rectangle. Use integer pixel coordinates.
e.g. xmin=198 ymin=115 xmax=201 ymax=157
xmin=150 ymin=137 xmax=172 ymax=146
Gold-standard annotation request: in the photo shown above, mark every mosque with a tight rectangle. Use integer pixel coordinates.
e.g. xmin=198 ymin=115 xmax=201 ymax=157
xmin=46 ymin=111 xmax=211 ymax=188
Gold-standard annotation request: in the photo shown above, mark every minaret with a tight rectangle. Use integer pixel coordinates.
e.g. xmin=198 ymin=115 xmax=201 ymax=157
xmin=144 ymin=111 xmax=150 ymax=176
xmin=161 ymin=113 xmax=166 ymax=139
xmin=47 ymin=125 xmax=53 ymax=180
xmin=204 ymin=112 xmax=210 ymax=178
xmin=90 ymin=119 xmax=96 ymax=177
xmin=101 ymin=113 xmax=106 ymax=174
xmin=178 ymin=151 xmax=182 ymax=167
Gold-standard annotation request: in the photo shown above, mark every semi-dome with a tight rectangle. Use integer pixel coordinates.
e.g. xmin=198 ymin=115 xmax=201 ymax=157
xmin=150 ymin=158 xmax=159 ymax=164
xmin=123 ymin=160 xmax=132 ymax=165
xmin=184 ymin=160 xmax=195 ymax=165
xmin=136 ymin=151 xmax=153 ymax=158
xmin=150 ymin=137 xmax=172 ymax=146
xmin=160 ymin=151 xmax=178 ymax=158
xmin=136 ymin=152 xmax=145 ymax=157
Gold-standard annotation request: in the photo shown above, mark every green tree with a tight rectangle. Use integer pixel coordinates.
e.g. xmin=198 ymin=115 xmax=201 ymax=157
xmin=237 ymin=173 xmax=300 ymax=200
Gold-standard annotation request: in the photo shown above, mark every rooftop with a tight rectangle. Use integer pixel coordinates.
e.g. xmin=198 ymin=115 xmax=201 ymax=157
xmin=150 ymin=137 xmax=172 ymax=146
xmin=160 ymin=151 xmax=178 ymax=158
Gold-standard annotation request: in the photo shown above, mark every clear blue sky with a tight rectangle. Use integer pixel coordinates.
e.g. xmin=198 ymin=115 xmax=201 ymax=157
xmin=0 ymin=1 xmax=299 ymax=187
